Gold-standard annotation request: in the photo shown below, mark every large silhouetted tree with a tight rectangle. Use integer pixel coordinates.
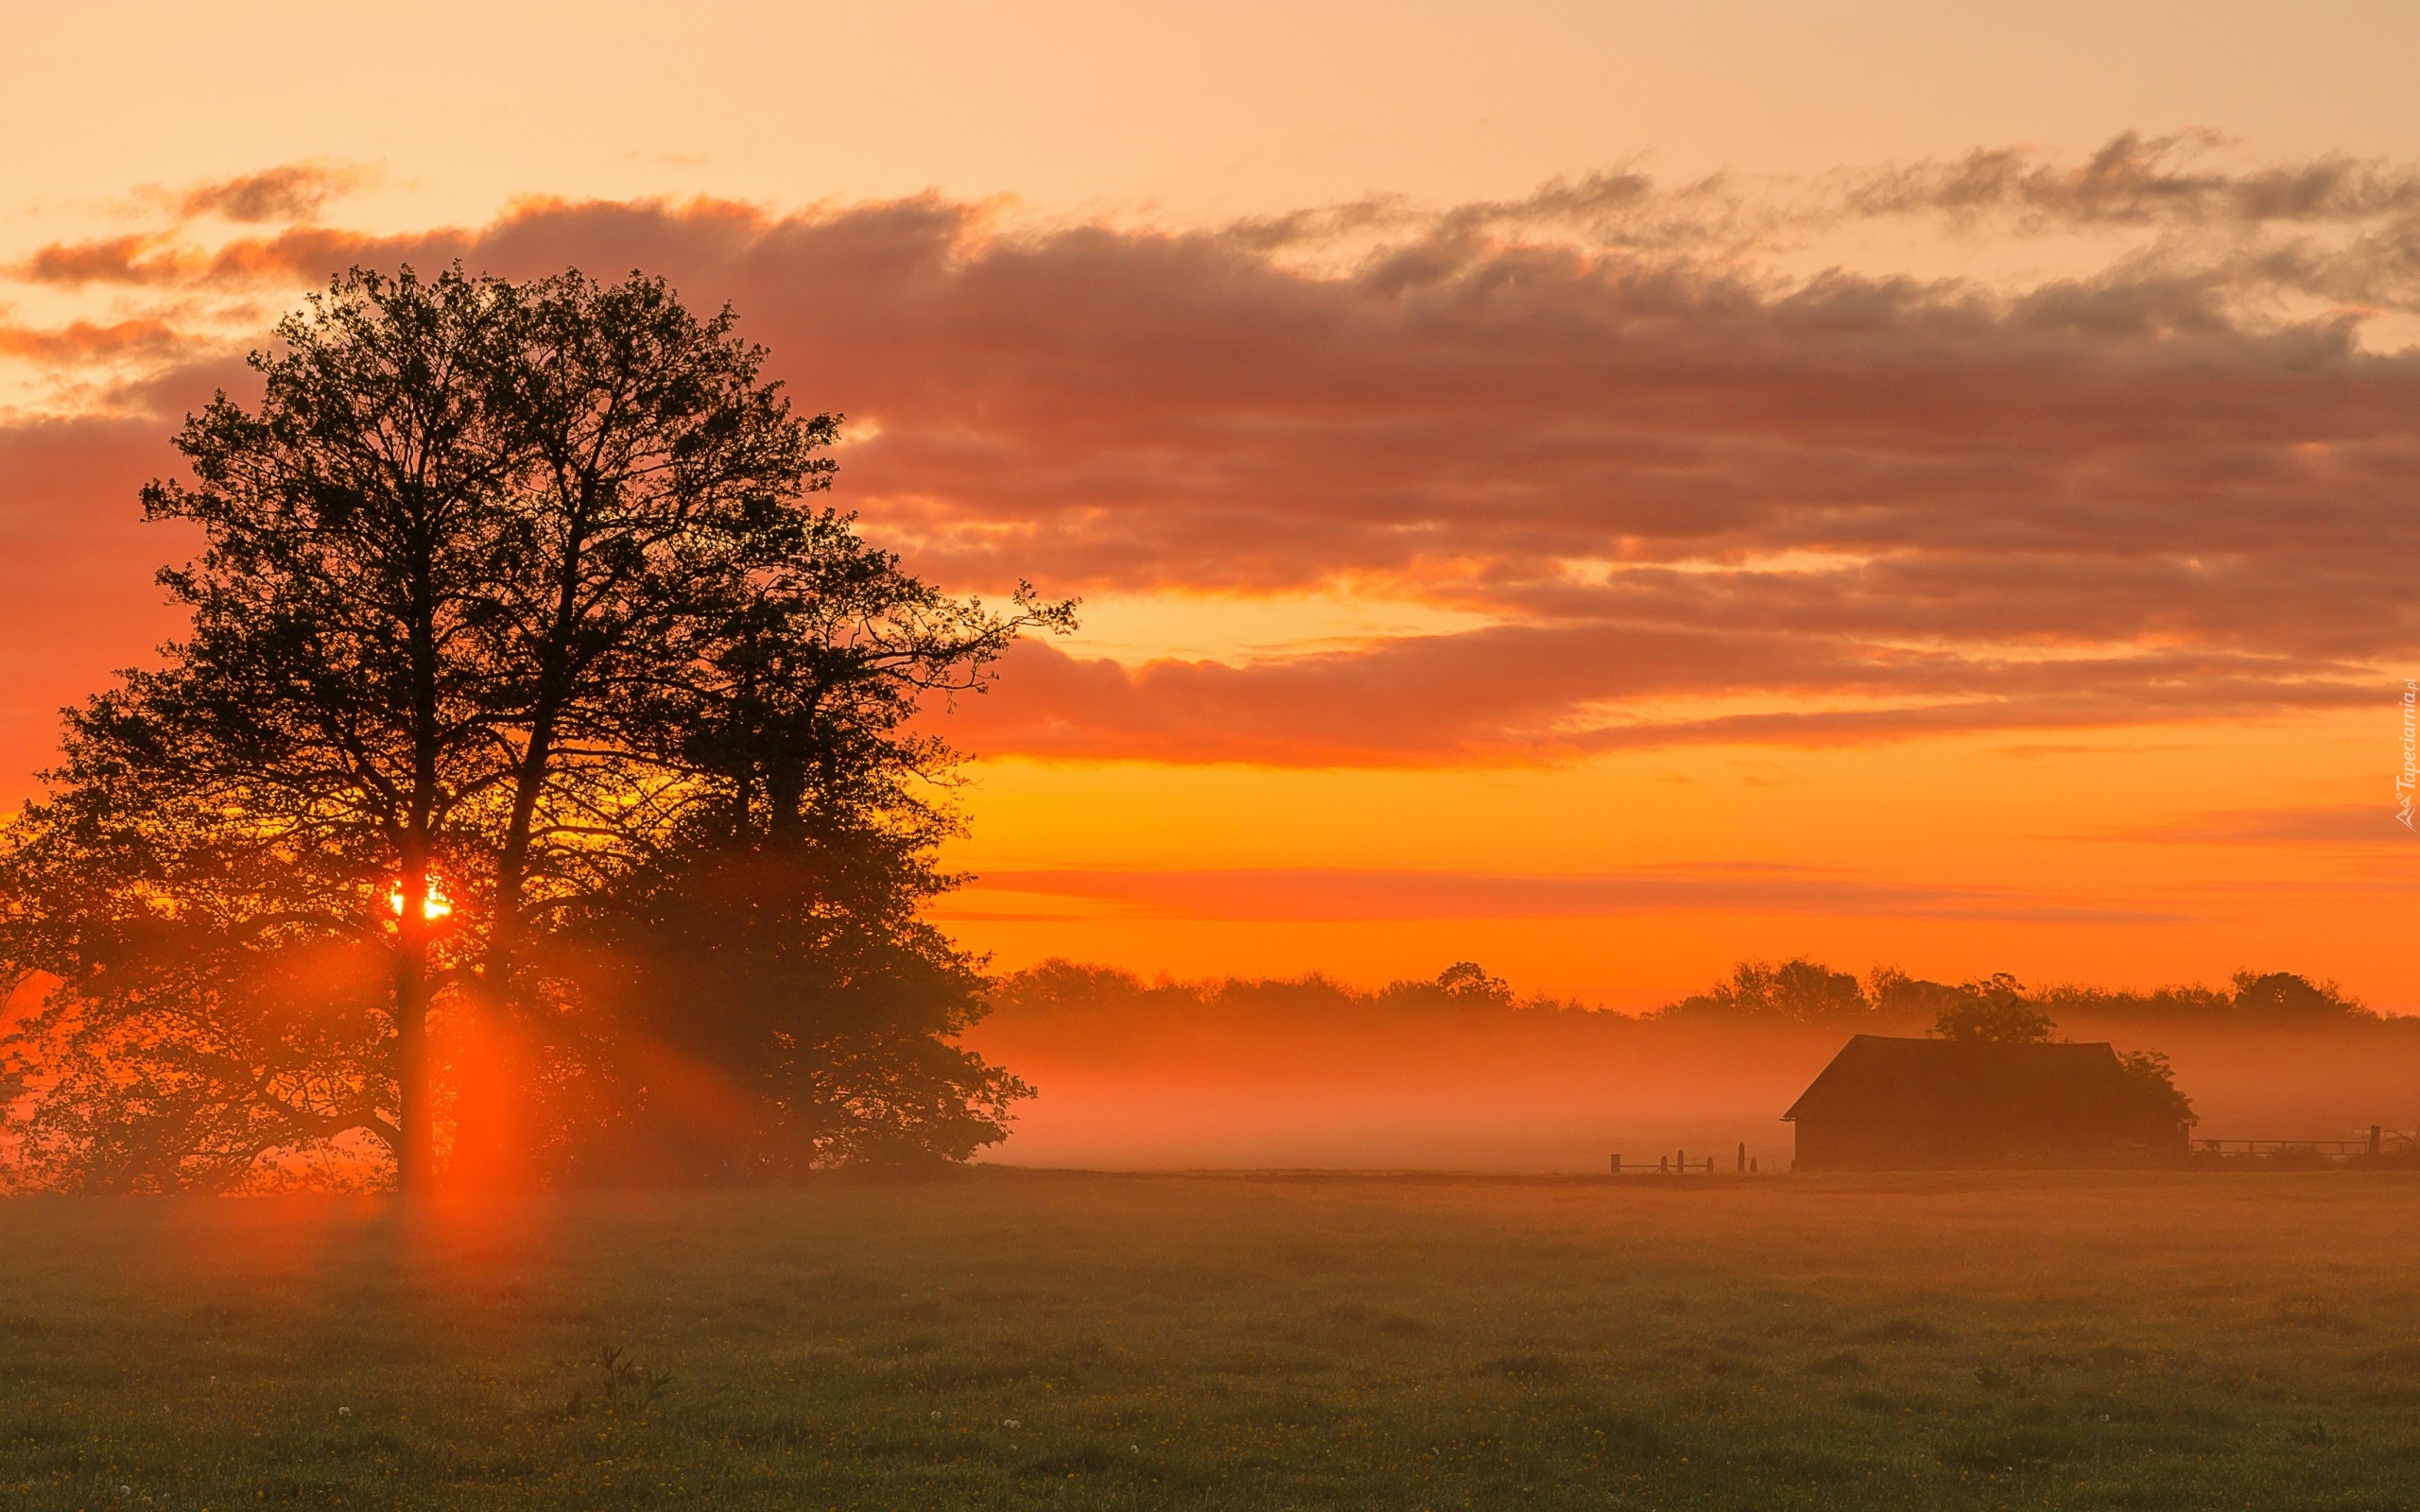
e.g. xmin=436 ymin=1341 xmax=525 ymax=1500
xmin=0 ymin=266 xmax=1068 ymax=1192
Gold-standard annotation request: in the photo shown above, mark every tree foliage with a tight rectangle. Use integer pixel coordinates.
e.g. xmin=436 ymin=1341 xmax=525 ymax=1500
xmin=2117 ymin=1049 xmax=2197 ymax=1133
xmin=1658 ymin=958 xmax=1871 ymax=1024
xmin=0 ymin=265 xmax=1071 ymax=1192
xmin=1931 ymin=976 xmax=2057 ymax=1044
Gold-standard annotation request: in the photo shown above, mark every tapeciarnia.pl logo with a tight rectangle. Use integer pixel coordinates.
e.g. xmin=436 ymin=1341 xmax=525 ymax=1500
xmin=2398 ymin=679 xmax=2416 ymax=832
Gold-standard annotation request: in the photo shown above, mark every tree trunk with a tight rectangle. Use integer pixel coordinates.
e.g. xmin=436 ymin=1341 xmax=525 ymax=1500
xmin=393 ymin=894 xmax=436 ymax=1193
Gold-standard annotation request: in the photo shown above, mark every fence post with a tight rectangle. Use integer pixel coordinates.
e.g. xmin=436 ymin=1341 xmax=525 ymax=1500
xmin=1737 ymin=1142 xmax=1746 ymax=1174
xmin=1659 ymin=1156 xmax=1668 ymax=1174
xmin=1611 ymin=1153 xmax=1622 ymax=1176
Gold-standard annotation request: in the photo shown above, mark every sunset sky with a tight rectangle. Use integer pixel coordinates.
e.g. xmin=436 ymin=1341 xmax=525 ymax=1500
xmin=4 ymin=2 xmax=2415 ymax=1009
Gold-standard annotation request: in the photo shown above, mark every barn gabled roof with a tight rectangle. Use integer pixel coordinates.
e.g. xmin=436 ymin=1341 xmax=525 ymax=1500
xmin=1783 ymin=1035 xmax=2134 ymax=1123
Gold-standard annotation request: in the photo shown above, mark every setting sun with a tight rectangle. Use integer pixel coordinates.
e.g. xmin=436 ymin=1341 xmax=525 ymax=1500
xmin=388 ymin=877 xmax=453 ymax=922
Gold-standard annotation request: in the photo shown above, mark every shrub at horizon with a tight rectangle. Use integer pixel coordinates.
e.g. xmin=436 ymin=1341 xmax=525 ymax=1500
xmin=0 ymin=265 xmax=1072 ymax=1193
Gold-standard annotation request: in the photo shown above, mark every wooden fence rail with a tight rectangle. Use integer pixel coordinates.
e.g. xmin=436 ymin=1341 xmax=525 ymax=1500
xmin=2196 ymin=1127 xmax=2392 ymax=1158
xmin=2199 ymin=1139 xmax=2368 ymax=1153
xmin=1611 ymin=1143 xmax=1764 ymax=1175
xmin=1605 ymin=1130 xmax=2405 ymax=1175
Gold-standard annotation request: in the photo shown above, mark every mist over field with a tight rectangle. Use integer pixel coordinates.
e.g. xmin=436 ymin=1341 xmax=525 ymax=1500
xmin=968 ymin=962 xmax=2420 ymax=1171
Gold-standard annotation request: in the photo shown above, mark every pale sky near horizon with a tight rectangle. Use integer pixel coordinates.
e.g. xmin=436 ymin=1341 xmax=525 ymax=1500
xmin=4 ymin=2 xmax=2416 ymax=1009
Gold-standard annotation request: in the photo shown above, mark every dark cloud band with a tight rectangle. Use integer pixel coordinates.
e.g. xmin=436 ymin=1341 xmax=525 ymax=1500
xmin=5 ymin=143 xmax=2415 ymax=769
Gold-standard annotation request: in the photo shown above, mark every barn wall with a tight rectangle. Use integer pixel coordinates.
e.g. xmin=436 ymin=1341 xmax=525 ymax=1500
xmin=1793 ymin=1114 xmax=2184 ymax=1170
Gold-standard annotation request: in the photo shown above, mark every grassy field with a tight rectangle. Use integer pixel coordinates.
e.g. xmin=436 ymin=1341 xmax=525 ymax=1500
xmin=3 ymin=1173 xmax=2418 ymax=1510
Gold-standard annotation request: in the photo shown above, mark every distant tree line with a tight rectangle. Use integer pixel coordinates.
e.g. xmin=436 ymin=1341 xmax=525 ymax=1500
xmin=992 ymin=957 xmax=2381 ymax=1033
xmin=1657 ymin=960 xmax=2377 ymax=1029
xmin=989 ymin=958 xmax=1562 ymax=1027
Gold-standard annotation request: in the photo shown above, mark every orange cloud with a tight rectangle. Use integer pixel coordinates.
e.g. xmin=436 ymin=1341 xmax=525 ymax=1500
xmin=1842 ymin=129 xmax=2420 ymax=230
xmin=933 ymin=635 xmax=2383 ymax=766
xmin=0 ymin=319 xmax=184 ymax=364
xmin=175 ymin=162 xmax=368 ymax=224
xmin=18 ymin=227 xmax=465 ymax=286
xmin=20 ymin=234 xmax=168 ymax=284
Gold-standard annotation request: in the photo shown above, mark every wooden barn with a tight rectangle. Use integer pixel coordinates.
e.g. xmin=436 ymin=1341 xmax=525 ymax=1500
xmin=1784 ymin=1035 xmax=2190 ymax=1169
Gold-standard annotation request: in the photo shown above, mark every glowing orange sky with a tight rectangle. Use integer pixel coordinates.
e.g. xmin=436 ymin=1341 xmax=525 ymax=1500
xmin=2 ymin=3 xmax=2415 ymax=1009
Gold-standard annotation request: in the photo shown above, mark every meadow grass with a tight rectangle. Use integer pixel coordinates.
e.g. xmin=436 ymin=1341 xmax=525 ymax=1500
xmin=1 ymin=1170 xmax=2416 ymax=1509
